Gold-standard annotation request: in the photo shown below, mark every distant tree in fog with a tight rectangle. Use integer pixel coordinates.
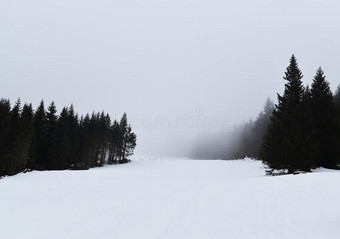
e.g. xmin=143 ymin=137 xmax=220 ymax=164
xmin=249 ymin=98 xmax=274 ymax=158
xmin=191 ymin=98 xmax=274 ymax=160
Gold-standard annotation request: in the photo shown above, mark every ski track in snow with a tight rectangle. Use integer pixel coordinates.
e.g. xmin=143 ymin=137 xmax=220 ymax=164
xmin=0 ymin=157 xmax=340 ymax=239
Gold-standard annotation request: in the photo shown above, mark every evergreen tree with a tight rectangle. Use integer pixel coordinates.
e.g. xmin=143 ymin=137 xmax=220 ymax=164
xmin=334 ymin=85 xmax=340 ymax=129
xmin=334 ymin=85 xmax=340 ymax=166
xmin=67 ymin=105 xmax=80 ymax=167
xmin=52 ymin=107 xmax=70 ymax=169
xmin=97 ymin=112 xmax=109 ymax=166
xmin=18 ymin=103 xmax=34 ymax=171
xmin=335 ymin=85 xmax=340 ymax=111
xmin=4 ymin=99 xmax=22 ymax=175
xmin=250 ymin=98 xmax=275 ymax=158
xmin=31 ymin=100 xmax=48 ymax=169
xmin=77 ymin=114 xmax=92 ymax=169
xmin=310 ymin=68 xmax=338 ymax=168
xmin=118 ymin=113 xmax=128 ymax=163
xmin=51 ymin=105 xmax=80 ymax=169
xmin=45 ymin=101 xmax=58 ymax=169
xmin=124 ymin=124 xmax=137 ymax=160
xmin=118 ymin=113 xmax=137 ymax=163
xmin=294 ymin=86 xmax=319 ymax=170
xmin=0 ymin=98 xmax=137 ymax=175
xmin=108 ymin=120 xmax=120 ymax=164
xmin=0 ymin=99 xmax=11 ymax=176
xmin=261 ymin=55 xmax=317 ymax=173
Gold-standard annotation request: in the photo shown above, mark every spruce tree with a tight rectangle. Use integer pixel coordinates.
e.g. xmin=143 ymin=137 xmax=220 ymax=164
xmin=0 ymin=99 xmax=137 ymax=175
xmin=294 ymin=86 xmax=319 ymax=170
xmin=31 ymin=100 xmax=48 ymax=169
xmin=118 ymin=113 xmax=128 ymax=163
xmin=108 ymin=120 xmax=120 ymax=164
xmin=67 ymin=104 xmax=79 ymax=167
xmin=261 ymin=55 xmax=317 ymax=173
xmin=18 ymin=103 xmax=34 ymax=171
xmin=251 ymin=98 xmax=275 ymax=158
xmin=78 ymin=113 xmax=92 ymax=169
xmin=0 ymin=99 xmax=11 ymax=176
xmin=124 ymin=124 xmax=137 ymax=160
xmin=118 ymin=113 xmax=136 ymax=163
xmin=52 ymin=107 xmax=69 ymax=169
xmin=335 ymin=85 xmax=340 ymax=111
xmin=45 ymin=101 xmax=58 ymax=169
xmin=335 ymin=86 xmax=340 ymax=167
xmin=310 ymin=68 xmax=338 ymax=168
xmin=5 ymin=99 xmax=22 ymax=175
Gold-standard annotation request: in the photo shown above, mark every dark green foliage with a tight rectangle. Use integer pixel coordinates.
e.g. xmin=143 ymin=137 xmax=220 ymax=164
xmin=120 ymin=113 xmax=137 ymax=163
xmin=310 ymin=68 xmax=338 ymax=168
xmin=4 ymin=99 xmax=23 ymax=175
xmin=335 ymin=85 xmax=340 ymax=112
xmin=107 ymin=113 xmax=136 ymax=164
xmin=17 ymin=103 xmax=34 ymax=172
xmin=107 ymin=120 xmax=121 ymax=165
xmin=0 ymin=99 xmax=11 ymax=176
xmin=335 ymin=86 xmax=340 ymax=167
xmin=45 ymin=101 xmax=59 ymax=169
xmin=261 ymin=55 xmax=318 ymax=173
xmin=0 ymin=99 xmax=137 ymax=176
xmin=30 ymin=100 xmax=48 ymax=169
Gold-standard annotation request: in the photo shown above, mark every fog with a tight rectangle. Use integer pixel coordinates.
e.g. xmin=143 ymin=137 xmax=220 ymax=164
xmin=1 ymin=0 xmax=340 ymax=156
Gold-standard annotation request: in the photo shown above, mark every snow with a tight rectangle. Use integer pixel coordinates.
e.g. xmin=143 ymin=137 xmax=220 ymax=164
xmin=1 ymin=157 xmax=340 ymax=239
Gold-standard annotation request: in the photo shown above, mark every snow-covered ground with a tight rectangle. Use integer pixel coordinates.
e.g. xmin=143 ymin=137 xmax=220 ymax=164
xmin=1 ymin=157 xmax=339 ymax=239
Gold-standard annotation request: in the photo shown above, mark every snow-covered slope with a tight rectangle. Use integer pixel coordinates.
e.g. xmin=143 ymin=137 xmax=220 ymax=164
xmin=1 ymin=157 xmax=339 ymax=239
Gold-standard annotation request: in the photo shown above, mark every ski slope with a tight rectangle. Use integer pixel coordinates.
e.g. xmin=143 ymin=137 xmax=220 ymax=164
xmin=1 ymin=157 xmax=339 ymax=239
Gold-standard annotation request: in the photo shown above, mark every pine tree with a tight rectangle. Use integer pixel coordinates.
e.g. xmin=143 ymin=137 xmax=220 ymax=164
xmin=78 ymin=113 xmax=92 ymax=169
xmin=52 ymin=107 xmax=69 ymax=169
xmin=97 ymin=112 xmax=109 ymax=166
xmin=261 ymin=55 xmax=317 ymax=173
xmin=251 ymin=98 xmax=275 ymax=158
xmin=45 ymin=101 xmax=58 ymax=169
xmin=0 ymin=99 xmax=11 ymax=176
xmin=118 ymin=113 xmax=136 ymax=163
xmin=124 ymin=124 xmax=137 ymax=160
xmin=31 ymin=100 xmax=48 ymax=169
xmin=310 ymin=68 xmax=338 ymax=168
xmin=108 ymin=120 xmax=120 ymax=164
xmin=118 ymin=113 xmax=128 ymax=163
xmin=334 ymin=85 xmax=340 ymax=127
xmin=335 ymin=85 xmax=340 ymax=111
xmin=294 ymin=86 xmax=319 ymax=170
xmin=67 ymin=105 xmax=80 ymax=167
xmin=4 ymin=99 xmax=22 ymax=175
xmin=0 ymin=99 xmax=137 ymax=175
xmin=18 ymin=103 xmax=34 ymax=171
xmin=334 ymin=85 xmax=340 ymax=167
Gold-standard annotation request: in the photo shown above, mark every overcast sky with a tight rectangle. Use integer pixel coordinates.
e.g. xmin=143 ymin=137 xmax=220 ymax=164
xmin=1 ymin=0 xmax=340 ymax=155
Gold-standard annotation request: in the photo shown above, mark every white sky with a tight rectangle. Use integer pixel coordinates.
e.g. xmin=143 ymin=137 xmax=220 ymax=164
xmin=1 ymin=0 xmax=340 ymax=155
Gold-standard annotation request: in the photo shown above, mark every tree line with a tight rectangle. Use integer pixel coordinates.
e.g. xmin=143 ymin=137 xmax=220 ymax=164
xmin=193 ymin=55 xmax=340 ymax=174
xmin=0 ymin=100 xmax=136 ymax=177
xmin=261 ymin=55 xmax=340 ymax=174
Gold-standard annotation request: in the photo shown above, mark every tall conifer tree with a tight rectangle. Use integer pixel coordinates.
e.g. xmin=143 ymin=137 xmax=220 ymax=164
xmin=310 ymin=68 xmax=338 ymax=168
xmin=261 ymin=55 xmax=317 ymax=173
